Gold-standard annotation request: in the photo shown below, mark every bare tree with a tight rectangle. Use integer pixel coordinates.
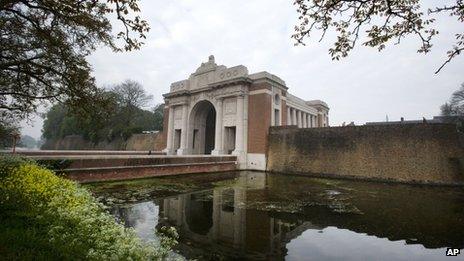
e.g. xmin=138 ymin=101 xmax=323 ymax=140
xmin=111 ymin=80 xmax=153 ymax=108
xmin=441 ymin=83 xmax=464 ymax=116
xmin=293 ymin=0 xmax=464 ymax=73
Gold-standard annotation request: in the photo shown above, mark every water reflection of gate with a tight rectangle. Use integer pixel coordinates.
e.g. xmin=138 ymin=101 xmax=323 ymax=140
xmin=158 ymin=172 xmax=316 ymax=259
xmin=102 ymin=171 xmax=464 ymax=259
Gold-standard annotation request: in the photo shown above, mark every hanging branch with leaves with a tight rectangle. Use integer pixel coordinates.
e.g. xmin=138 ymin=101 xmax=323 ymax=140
xmin=293 ymin=0 xmax=464 ymax=73
xmin=0 ymin=0 xmax=150 ymax=122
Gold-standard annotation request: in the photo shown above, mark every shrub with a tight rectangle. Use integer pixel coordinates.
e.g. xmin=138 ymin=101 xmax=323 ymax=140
xmin=0 ymin=156 xmax=177 ymax=260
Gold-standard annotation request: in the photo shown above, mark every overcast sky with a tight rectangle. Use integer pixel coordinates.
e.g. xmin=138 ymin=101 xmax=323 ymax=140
xmin=21 ymin=0 xmax=463 ymax=139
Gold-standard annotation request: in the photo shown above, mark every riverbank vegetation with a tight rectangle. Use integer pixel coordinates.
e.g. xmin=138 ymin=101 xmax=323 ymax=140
xmin=0 ymin=157 xmax=176 ymax=260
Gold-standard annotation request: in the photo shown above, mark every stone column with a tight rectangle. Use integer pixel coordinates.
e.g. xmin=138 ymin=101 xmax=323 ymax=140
xmin=302 ymin=113 xmax=307 ymax=128
xmin=243 ymin=94 xmax=248 ymax=152
xmin=163 ymin=105 xmax=175 ymax=155
xmin=287 ymin=107 xmax=291 ymax=125
xmin=233 ymin=95 xmax=245 ymax=156
xmin=300 ymin=111 xmax=304 ymax=128
xmin=296 ymin=110 xmax=301 ymax=128
xmin=212 ymin=98 xmax=224 ymax=155
xmin=177 ymin=104 xmax=189 ymax=155
xmin=292 ymin=109 xmax=297 ymax=126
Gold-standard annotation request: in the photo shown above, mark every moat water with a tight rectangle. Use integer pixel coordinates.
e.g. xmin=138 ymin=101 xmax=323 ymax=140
xmin=87 ymin=171 xmax=464 ymax=260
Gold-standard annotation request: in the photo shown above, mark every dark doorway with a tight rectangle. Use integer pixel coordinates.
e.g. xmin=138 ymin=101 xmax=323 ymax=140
xmin=224 ymin=126 xmax=236 ymax=154
xmin=189 ymin=100 xmax=217 ymax=155
xmin=204 ymin=107 xmax=216 ymax=154
xmin=174 ymin=129 xmax=181 ymax=151
xmin=185 ymin=192 xmax=213 ymax=235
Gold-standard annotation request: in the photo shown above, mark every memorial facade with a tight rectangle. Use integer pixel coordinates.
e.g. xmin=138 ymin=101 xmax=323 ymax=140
xmin=162 ymin=56 xmax=329 ymax=170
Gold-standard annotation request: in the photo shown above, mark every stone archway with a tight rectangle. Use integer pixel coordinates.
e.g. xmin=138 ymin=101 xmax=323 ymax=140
xmin=188 ymin=100 xmax=216 ymax=155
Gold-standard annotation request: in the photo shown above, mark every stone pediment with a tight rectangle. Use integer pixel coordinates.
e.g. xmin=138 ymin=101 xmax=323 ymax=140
xmin=169 ymin=55 xmax=249 ymax=93
xmin=192 ymin=55 xmax=220 ymax=75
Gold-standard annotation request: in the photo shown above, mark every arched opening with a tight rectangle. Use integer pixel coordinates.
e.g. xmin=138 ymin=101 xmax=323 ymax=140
xmin=185 ymin=192 xmax=213 ymax=236
xmin=274 ymin=93 xmax=280 ymax=105
xmin=188 ymin=100 xmax=216 ymax=155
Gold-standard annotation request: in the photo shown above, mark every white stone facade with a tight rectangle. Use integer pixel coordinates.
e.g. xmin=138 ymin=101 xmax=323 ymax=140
xmin=163 ymin=56 xmax=329 ymax=170
xmin=287 ymin=94 xmax=329 ymax=128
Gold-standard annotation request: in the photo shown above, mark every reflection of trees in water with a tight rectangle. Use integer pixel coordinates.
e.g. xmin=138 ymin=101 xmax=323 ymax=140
xmin=111 ymin=206 xmax=136 ymax=227
xmin=111 ymin=203 xmax=154 ymax=228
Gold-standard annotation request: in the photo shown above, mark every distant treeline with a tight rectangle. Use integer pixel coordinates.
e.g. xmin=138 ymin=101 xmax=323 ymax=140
xmin=42 ymin=80 xmax=164 ymax=143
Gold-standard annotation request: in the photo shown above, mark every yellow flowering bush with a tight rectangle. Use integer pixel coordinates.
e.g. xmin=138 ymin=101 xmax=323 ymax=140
xmin=0 ymin=156 xmax=177 ymax=260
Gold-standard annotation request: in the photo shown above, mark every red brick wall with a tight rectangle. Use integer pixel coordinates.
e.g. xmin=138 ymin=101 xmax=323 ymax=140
xmin=249 ymin=82 xmax=271 ymax=91
xmin=248 ymin=91 xmax=271 ymax=154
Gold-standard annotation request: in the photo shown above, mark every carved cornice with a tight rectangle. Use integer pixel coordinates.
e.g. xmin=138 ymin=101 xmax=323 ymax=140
xmin=163 ymin=90 xmax=190 ymax=98
xmin=209 ymin=77 xmax=252 ymax=88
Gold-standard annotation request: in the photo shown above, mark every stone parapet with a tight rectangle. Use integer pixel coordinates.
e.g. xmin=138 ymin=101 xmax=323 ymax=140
xmin=28 ymin=155 xmax=237 ymax=183
xmin=3 ymin=150 xmax=164 ymax=156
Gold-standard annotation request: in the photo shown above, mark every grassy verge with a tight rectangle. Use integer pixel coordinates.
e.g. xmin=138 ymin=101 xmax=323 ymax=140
xmin=0 ymin=156 xmax=177 ymax=260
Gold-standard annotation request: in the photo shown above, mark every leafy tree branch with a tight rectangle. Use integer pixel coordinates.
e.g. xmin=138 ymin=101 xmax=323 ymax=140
xmin=0 ymin=0 xmax=150 ymax=123
xmin=293 ymin=0 xmax=463 ymax=73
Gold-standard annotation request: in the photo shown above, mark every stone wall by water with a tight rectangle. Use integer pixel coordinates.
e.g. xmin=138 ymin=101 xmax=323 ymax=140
xmin=266 ymin=124 xmax=464 ymax=185
xmin=42 ymin=133 xmax=165 ymax=151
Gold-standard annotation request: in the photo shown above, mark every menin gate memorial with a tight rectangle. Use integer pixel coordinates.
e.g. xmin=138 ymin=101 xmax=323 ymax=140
xmin=162 ymin=56 xmax=329 ymax=170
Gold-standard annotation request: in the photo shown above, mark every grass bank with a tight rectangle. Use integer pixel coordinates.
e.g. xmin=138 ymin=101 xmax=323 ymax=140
xmin=0 ymin=157 xmax=177 ymax=260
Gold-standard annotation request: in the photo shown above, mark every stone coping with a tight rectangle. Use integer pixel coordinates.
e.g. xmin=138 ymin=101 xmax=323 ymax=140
xmin=0 ymin=150 xmax=164 ymax=155
xmin=62 ymin=161 xmax=237 ymax=172
xmin=26 ymin=154 xmax=237 ymax=160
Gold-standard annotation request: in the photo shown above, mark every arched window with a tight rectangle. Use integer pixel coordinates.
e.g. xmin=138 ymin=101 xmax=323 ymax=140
xmin=274 ymin=94 xmax=280 ymax=105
